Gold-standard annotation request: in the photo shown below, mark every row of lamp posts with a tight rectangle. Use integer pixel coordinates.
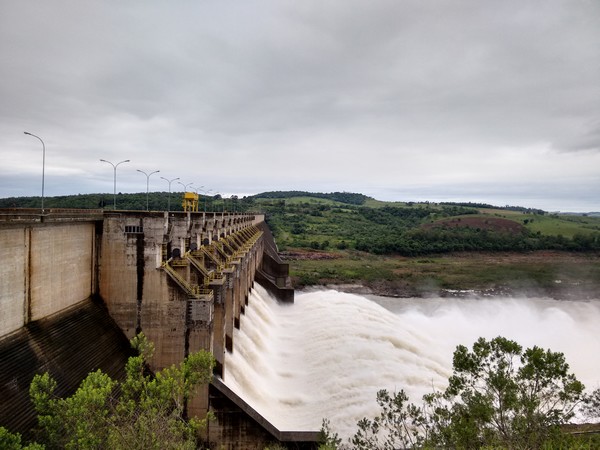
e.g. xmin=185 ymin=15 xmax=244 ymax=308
xmin=23 ymin=131 xmax=221 ymax=212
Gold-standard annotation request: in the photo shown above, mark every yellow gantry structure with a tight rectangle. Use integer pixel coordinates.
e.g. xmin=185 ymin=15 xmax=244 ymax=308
xmin=182 ymin=191 xmax=199 ymax=212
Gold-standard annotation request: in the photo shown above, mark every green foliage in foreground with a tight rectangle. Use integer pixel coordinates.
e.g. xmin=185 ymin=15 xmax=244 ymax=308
xmin=3 ymin=334 xmax=599 ymax=449
xmin=0 ymin=428 xmax=43 ymax=450
xmin=320 ymin=337 xmax=600 ymax=450
xmin=1 ymin=333 xmax=215 ymax=450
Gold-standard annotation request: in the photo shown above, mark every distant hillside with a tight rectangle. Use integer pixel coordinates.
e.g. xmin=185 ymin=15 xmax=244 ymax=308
xmin=251 ymin=191 xmax=371 ymax=205
xmin=439 ymin=202 xmax=546 ymax=215
xmin=254 ymin=196 xmax=600 ymax=255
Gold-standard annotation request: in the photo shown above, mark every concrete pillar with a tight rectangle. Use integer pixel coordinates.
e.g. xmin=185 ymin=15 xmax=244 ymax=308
xmin=209 ymin=280 xmax=226 ymax=378
xmin=232 ymin=260 xmax=241 ymax=330
xmin=223 ymin=267 xmax=235 ymax=353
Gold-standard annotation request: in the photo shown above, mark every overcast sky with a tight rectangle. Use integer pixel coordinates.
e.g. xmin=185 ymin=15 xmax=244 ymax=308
xmin=1 ymin=0 xmax=599 ymax=211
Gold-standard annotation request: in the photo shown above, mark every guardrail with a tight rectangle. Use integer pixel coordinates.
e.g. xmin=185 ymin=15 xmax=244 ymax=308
xmin=0 ymin=208 xmax=105 ymax=223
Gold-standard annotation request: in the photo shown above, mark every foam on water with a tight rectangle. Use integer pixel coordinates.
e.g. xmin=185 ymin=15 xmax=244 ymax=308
xmin=223 ymin=285 xmax=600 ymax=438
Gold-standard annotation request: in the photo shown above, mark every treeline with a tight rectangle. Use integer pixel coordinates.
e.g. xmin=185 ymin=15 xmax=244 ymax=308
xmin=252 ymin=190 xmax=371 ymax=205
xmin=0 ymin=192 xmax=236 ymax=212
xmin=356 ymin=227 xmax=600 ymax=256
xmin=440 ymin=201 xmax=546 ymax=215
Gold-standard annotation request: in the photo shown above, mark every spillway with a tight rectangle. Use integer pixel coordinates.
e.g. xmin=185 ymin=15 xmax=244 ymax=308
xmin=223 ymin=284 xmax=600 ymax=439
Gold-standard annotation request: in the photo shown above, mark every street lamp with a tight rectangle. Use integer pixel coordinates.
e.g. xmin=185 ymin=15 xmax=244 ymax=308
xmin=200 ymin=188 xmax=213 ymax=212
xmin=100 ymin=159 xmax=130 ymax=210
xmin=160 ymin=176 xmax=180 ymax=212
xmin=137 ymin=169 xmax=160 ymax=211
xmin=177 ymin=181 xmax=194 ymax=192
xmin=23 ymin=131 xmax=45 ymax=213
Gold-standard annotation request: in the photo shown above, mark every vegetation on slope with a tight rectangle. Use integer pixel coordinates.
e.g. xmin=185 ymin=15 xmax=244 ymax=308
xmin=256 ymin=196 xmax=600 ymax=255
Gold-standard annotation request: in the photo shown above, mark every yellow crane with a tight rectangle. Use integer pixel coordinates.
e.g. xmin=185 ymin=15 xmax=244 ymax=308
xmin=182 ymin=191 xmax=199 ymax=212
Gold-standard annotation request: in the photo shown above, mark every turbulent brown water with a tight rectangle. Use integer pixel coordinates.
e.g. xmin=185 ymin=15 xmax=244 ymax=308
xmin=223 ymin=285 xmax=600 ymax=438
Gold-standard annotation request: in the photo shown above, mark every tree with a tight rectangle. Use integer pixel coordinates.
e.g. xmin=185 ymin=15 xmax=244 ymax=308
xmin=0 ymin=427 xmax=43 ymax=450
xmin=426 ymin=336 xmax=585 ymax=449
xmin=318 ymin=418 xmax=342 ymax=450
xmin=28 ymin=333 xmax=214 ymax=450
xmin=330 ymin=337 xmax=590 ymax=450
xmin=582 ymin=388 xmax=600 ymax=420
xmin=350 ymin=390 xmax=428 ymax=450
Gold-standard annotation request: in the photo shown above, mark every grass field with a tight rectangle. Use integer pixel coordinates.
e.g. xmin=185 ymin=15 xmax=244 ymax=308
xmin=524 ymin=214 xmax=600 ymax=237
xmin=287 ymin=250 xmax=600 ymax=298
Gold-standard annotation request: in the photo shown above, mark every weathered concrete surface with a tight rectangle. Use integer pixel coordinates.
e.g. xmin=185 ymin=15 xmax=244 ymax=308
xmin=30 ymin=223 xmax=95 ymax=320
xmin=98 ymin=211 xmax=267 ymax=427
xmin=0 ymin=297 xmax=132 ymax=437
xmin=0 ymin=222 xmax=95 ymax=338
xmin=256 ymin=221 xmax=294 ymax=302
xmin=0 ymin=227 xmax=27 ymax=336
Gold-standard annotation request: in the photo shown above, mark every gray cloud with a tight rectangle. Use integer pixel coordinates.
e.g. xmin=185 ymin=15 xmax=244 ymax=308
xmin=0 ymin=0 xmax=599 ymax=211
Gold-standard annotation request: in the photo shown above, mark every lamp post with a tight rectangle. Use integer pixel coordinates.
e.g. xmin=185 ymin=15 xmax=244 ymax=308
xmin=23 ymin=131 xmax=45 ymax=213
xmin=200 ymin=188 xmax=213 ymax=212
xmin=177 ymin=181 xmax=194 ymax=192
xmin=100 ymin=159 xmax=130 ymax=210
xmin=137 ymin=169 xmax=160 ymax=211
xmin=160 ymin=176 xmax=180 ymax=212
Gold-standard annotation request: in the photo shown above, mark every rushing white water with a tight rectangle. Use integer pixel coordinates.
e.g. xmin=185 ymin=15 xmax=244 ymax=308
xmin=223 ymin=285 xmax=600 ymax=438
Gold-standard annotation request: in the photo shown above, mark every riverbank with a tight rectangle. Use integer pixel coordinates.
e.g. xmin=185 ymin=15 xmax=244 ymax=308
xmin=285 ymin=250 xmax=600 ymax=300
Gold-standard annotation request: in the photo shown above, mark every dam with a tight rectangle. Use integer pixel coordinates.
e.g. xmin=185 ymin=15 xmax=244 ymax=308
xmin=0 ymin=207 xmax=317 ymax=448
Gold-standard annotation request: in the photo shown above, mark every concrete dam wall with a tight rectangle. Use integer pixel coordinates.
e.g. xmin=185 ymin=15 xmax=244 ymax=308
xmin=0 ymin=217 xmax=98 ymax=337
xmin=0 ymin=209 xmax=311 ymax=448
